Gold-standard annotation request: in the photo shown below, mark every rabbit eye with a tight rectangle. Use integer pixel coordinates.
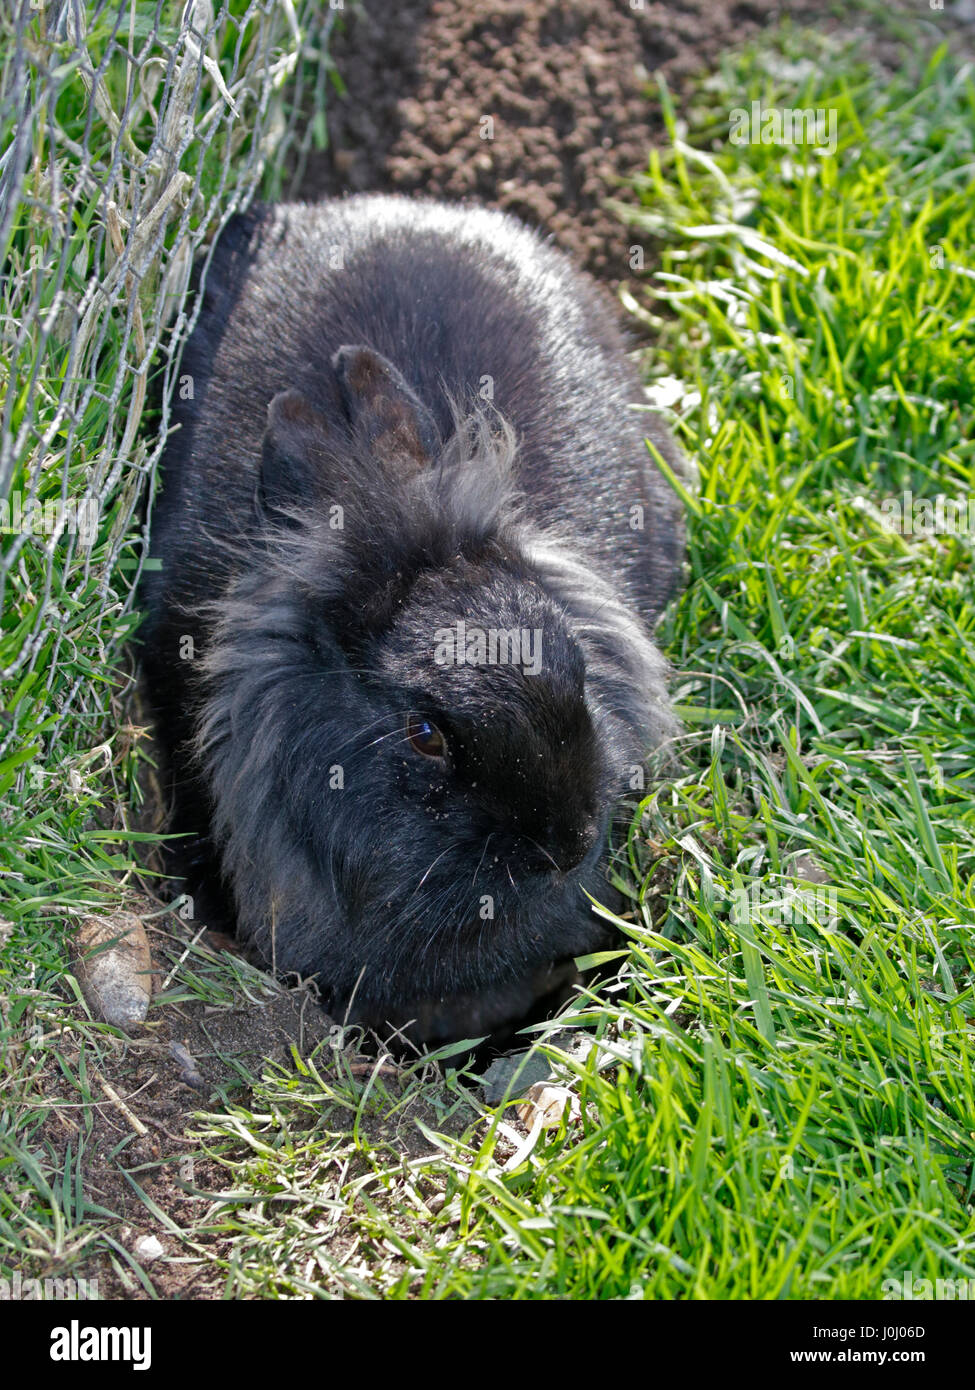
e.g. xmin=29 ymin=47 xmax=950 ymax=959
xmin=407 ymin=715 xmax=446 ymax=759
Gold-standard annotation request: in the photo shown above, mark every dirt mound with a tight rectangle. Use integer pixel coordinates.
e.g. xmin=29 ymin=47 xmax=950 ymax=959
xmin=301 ymin=0 xmax=916 ymax=279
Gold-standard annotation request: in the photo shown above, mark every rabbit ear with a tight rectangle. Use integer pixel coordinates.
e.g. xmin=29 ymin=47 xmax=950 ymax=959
xmin=333 ymin=345 xmax=439 ymax=471
xmin=259 ymin=389 xmax=334 ymax=521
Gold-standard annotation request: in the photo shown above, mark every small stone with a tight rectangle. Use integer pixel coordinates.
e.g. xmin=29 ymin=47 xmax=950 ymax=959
xmin=481 ymin=1049 xmax=552 ymax=1105
xmin=132 ymin=1235 xmax=165 ymax=1262
xmin=74 ymin=912 xmax=152 ymax=1030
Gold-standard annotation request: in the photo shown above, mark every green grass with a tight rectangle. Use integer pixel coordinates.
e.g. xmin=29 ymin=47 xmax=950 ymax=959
xmin=4 ymin=20 xmax=975 ymax=1301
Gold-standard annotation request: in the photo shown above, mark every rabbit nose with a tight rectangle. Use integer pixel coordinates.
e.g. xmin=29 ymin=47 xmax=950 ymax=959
xmin=548 ymin=816 xmax=601 ymax=874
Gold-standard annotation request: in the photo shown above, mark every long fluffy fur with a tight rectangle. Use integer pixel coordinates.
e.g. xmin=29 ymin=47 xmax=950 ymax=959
xmin=139 ymin=194 xmax=685 ymax=1043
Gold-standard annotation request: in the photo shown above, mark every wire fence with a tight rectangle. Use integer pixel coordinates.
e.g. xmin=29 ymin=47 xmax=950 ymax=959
xmin=0 ymin=0 xmax=336 ymax=793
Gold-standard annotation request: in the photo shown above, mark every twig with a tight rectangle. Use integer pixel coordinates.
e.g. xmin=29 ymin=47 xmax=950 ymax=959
xmin=98 ymin=1078 xmax=149 ymax=1136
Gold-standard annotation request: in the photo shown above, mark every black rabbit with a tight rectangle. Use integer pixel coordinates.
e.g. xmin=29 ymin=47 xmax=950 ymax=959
xmin=139 ymin=195 xmax=684 ymax=1044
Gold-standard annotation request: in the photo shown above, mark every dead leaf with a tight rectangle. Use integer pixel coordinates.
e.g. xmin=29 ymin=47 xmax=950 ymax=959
xmin=516 ymin=1083 xmax=580 ymax=1131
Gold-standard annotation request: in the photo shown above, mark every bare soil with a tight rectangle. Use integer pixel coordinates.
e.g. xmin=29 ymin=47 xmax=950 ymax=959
xmin=299 ymin=0 xmax=952 ymax=280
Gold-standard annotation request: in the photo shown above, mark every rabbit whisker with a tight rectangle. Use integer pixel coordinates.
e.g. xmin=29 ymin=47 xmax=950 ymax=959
xmin=524 ymin=835 xmax=561 ymax=874
xmin=472 ymin=832 xmax=494 ymax=887
xmin=410 ymin=839 xmax=468 ymax=900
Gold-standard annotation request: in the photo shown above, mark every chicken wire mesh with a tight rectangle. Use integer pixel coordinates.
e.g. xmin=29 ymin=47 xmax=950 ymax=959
xmin=0 ymin=0 xmax=337 ymax=794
